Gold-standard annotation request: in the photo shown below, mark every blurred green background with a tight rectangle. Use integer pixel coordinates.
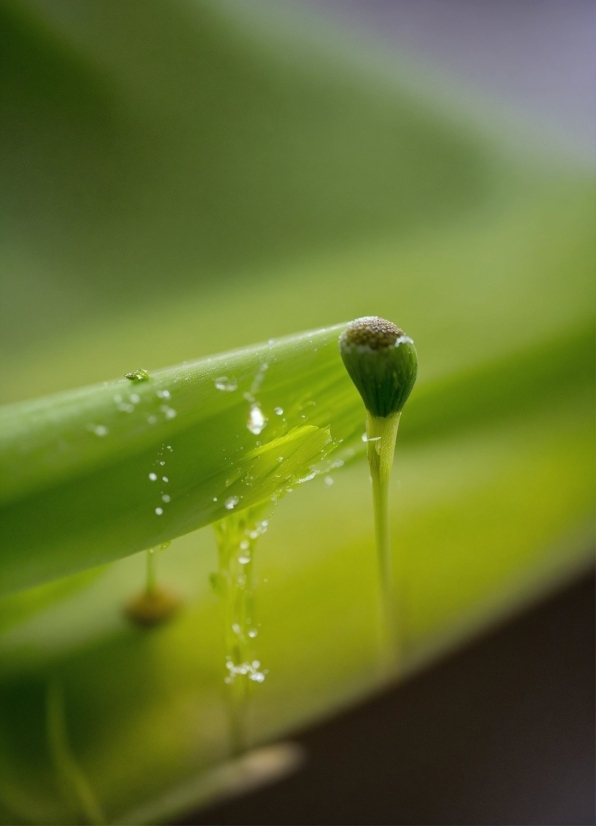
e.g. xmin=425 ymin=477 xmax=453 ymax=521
xmin=0 ymin=0 xmax=593 ymax=822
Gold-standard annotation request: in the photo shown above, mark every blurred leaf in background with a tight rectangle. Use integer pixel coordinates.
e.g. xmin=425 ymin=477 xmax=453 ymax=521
xmin=0 ymin=0 xmax=593 ymax=823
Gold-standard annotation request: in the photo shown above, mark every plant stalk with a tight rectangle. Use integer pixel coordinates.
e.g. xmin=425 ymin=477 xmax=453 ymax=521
xmin=145 ymin=548 xmax=157 ymax=596
xmin=366 ymin=411 xmax=401 ymax=677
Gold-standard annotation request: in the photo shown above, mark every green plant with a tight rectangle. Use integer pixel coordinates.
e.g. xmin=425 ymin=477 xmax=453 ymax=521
xmin=340 ymin=317 xmax=418 ymax=672
xmin=0 ymin=0 xmax=593 ymax=823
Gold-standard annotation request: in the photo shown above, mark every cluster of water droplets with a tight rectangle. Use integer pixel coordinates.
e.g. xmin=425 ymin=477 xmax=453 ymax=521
xmin=224 ymin=656 xmax=267 ymax=685
xmin=87 ymin=382 xmax=180 ymax=438
xmin=148 ymin=444 xmax=173 ymax=516
xmin=213 ymin=511 xmax=271 ymax=696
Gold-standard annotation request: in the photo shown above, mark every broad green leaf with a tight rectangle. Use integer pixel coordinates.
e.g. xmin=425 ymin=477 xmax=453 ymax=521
xmin=0 ymin=325 xmax=361 ymax=595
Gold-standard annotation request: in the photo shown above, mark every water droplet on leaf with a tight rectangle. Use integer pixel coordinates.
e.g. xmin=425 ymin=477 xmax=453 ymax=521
xmin=247 ymin=404 xmax=267 ymax=435
xmin=215 ymin=377 xmax=238 ymax=392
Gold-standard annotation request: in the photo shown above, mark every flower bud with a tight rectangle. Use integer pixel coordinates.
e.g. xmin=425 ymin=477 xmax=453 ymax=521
xmin=339 ymin=316 xmax=417 ymax=418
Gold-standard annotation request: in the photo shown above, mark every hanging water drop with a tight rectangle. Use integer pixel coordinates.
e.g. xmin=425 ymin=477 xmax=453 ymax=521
xmin=247 ymin=404 xmax=267 ymax=435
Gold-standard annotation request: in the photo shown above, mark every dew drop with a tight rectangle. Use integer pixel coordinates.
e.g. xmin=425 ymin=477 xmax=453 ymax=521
xmin=162 ymin=476 xmax=169 ymax=482
xmin=125 ymin=368 xmax=150 ymax=382
xmin=247 ymin=404 xmax=267 ymax=435
xmin=215 ymin=377 xmax=238 ymax=392
xmin=89 ymin=424 xmax=109 ymax=437
xmin=248 ymin=628 xmax=258 ymax=638
xmin=155 ymin=507 xmax=163 ymax=515
xmin=129 ymin=393 xmax=141 ymax=404
xmin=162 ymin=494 xmax=171 ymax=503
xmin=274 ymin=407 xmax=283 ymax=415
xmin=149 ymin=472 xmax=157 ymax=481
xmin=225 ymin=495 xmax=240 ymax=510
xmin=250 ymin=672 xmax=265 ymax=683
xmin=324 ymin=476 xmax=334 ymax=487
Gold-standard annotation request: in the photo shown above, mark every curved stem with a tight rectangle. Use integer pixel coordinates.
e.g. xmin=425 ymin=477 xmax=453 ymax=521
xmin=46 ymin=679 xmax=105 ymax=825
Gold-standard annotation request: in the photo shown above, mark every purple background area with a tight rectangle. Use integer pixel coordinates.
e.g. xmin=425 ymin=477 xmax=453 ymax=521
xmin=305 ymin=0 xmax=596 ymax=157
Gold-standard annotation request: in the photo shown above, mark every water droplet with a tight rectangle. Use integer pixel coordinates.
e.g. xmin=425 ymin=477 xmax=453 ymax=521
xmin=162 ymin=494 xmax=171 ymax=503
xmin=232 ymin=622 xmax=242 ymax=635
xmin=156 ymin=389 xmax=171 ymax=399
xmin=249 ymin=672 xmax=265 ymax=683
xmin=225 ymin=496 xmax=240 ymax=510
xmin=238 ymin=555 xmax=251 ymax=564
xmin=240 ymin=540 xmax=250 ymax=550
xmin=324 ymin=476 xmax=334 ymax=486
xmin=117 ymin=402 xmax=135 ymax=413
xmin=125 ymin=368 xmax=150 ymax=382
xmin=247 ymin=404 xmax=267 ymax=435
xmin=89 ymin=424 xmax=109 ymax=437
xmin=213 ymin=497 xmax=218 ymax=502
xmin=160 ymin=405 xmax=177 ymax=420
xmin=248 ymin=628 xmax=258 ymax=638
xmin=155 ymin=507 xmax=163 ymax=515
xmin=159 ymin=461 xmax=165 ymax=466
xmin=162 ymin=476 xmax=169 ymax=482
xmin=129 ymin=393 xmax=141 ymax=404
xmin=274 ymin=407 xmax=283 ymax=415
xmin=166 ymin=445 xmax=173 ymax=451
xmin=149 ymin=472 xmax=157 ymax=481
xmin=215 ymin=377 xmax=237 ymax=392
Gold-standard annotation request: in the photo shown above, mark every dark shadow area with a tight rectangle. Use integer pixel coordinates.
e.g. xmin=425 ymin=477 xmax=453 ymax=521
xmin=186 ymin=568 xmax=595 ymax=825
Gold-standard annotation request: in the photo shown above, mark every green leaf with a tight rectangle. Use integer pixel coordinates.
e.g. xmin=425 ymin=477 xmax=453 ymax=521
xmin=0 ymin=325 xmax=361 ymax=595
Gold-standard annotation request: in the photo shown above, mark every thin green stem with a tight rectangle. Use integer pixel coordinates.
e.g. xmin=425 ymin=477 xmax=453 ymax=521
xmin=46 ymin=679 xmax=105 ymax=825
xmin=366 ymin=411 xmax=401 ymax=677
xmin=145 ymin=548 xmax=157 ymax=596
xmin=213 ymin=507 xmax=268 ymax=757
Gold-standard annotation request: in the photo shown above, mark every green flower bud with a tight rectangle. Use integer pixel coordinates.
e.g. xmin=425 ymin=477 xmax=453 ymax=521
xmin=339 ymin=317 xmax=418 ymax=418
